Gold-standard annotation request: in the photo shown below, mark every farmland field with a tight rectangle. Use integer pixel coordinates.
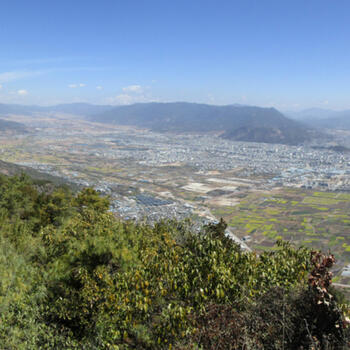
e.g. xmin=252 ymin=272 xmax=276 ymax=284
xmin=211 ymin=189 xmax=350 ymax=283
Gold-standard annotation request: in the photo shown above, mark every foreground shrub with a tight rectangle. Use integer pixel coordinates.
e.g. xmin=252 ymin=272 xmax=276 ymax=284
xmin=0 ymin=174 xmax=348 ymax=349
xmin=183 ymin=252 xmax=349 ymax=350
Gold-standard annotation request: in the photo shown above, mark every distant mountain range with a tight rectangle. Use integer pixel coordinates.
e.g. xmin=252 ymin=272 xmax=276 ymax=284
xmin=89 ymin=102 xmax=315 ymax=145
xmin=287 ymin=108 xmax=350 ymax=130
xmin=0 ymin=102 xmax=112 ymax=116
xmin=0 ymin=101 xmax=322 ymax=145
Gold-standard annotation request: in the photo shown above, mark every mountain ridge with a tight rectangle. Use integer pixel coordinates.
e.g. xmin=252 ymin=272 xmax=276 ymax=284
xmin=287 ymin=108 xmax=350 ymax=130
xmin=0 ymin=101 xmax=318 ymax=144
xmin=89 ymin=102 xmax=315 ymax=145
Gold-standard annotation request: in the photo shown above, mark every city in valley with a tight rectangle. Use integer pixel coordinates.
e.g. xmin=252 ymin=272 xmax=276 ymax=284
xmin=1 ymin=112 xmax=350 ymax=283
xmin=3 ymin=3 xmax=350 ymax=347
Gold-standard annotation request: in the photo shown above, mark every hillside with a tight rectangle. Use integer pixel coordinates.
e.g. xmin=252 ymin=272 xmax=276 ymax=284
xmin=0 ymin=159 xmax=78 ymax=189
xmin=0 ymin=118 xmax=28 ymax=133
xmin=0 ymin=102 xmax=317 ymax=144
xmin=90 ymin=102 xmax=314 ymax=145
xmin=288 ymin=108 xmax=350 ymax=130
xmin=0 ymin=103 xmax=41 ymax=116
xmin=316 ymin=112 xmax=350 ymax=130
xmin=0 ymin=172 xmax=348 ymax=349
xmin=221 ymin=125 xmax=308 ymax=144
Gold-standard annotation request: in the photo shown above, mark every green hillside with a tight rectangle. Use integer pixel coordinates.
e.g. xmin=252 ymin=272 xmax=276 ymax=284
xmin=0 ymin=173 xmax=348 ymax=349
xmin=0 ymin=159 xmax=79 ymax=189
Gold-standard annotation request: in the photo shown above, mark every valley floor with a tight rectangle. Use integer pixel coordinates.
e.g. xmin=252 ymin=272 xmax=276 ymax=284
xmin=1 ymin=113 xmax=350 ymax=282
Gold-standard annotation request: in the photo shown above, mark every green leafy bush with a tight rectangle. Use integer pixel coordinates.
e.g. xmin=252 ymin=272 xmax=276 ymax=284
xmin=0 ymin=173 xmax=348 ymax=349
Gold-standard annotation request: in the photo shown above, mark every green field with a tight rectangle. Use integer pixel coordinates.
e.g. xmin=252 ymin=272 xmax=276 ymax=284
xmin=212 ymin=189 xmax=350 ymax=282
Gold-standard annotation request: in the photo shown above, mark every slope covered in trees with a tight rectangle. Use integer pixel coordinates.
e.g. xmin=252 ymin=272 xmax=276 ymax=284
xmin=0 ymin=173 xmax=348 ymax=349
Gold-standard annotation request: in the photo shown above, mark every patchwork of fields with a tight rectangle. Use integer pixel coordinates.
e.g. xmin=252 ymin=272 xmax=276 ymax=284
xmin=211 ymin=189 xmax=350 ymax=282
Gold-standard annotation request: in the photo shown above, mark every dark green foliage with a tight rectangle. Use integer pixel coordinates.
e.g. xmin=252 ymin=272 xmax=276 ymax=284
xmin=0 ymin=173 xmax=348 ymax=349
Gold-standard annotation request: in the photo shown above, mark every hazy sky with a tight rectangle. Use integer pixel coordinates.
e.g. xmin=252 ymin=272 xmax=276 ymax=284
xmin=1 ymin=0 xmax=349 ymax=109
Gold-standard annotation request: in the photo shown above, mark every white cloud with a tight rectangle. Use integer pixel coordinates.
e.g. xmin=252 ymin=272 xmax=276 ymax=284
xmin=106 ymin=84 xmax=158 ymax=105
xmin=96 ymin=86 xmax=103 ymax=90
xmin=122 ymin=85 xmax=143 ymax=93
xmin=0 ymin=70 xmax=42 ymax=83
xmin=68 ymin=83 xmax=85 ymax=88
xmin=207 ymin=93 xmax=216 ymax=104
xmin=0 ymin=84 xmax=2 ymax=89
xmin=109 ymin=94 xmax=135 ymax=105
xmin=107 ymin=93 xmax=158 ymax=106
xmin=7 ymin=56 xmax=79 ymax=66
xmin=17 ymin=89 xmax=28 ymax=96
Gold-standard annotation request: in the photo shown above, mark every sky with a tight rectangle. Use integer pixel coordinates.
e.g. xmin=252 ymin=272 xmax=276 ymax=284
xmin=0 ymin=0 xmax=350 ymax=110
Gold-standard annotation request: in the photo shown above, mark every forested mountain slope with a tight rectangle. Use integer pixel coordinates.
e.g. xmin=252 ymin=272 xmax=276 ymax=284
xmin=0 ymin=173 xmax=348 ymax=349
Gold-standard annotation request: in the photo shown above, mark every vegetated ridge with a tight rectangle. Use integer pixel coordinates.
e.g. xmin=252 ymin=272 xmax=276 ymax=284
xmin=90 ymin=102 xmax=315 ymax=145
xmin=0 ymin=172 xmax=348 ymax=349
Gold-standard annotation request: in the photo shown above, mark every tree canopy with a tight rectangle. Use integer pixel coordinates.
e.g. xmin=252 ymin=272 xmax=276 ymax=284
xmin=0 ymin=173 xmax=348 ymax=349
